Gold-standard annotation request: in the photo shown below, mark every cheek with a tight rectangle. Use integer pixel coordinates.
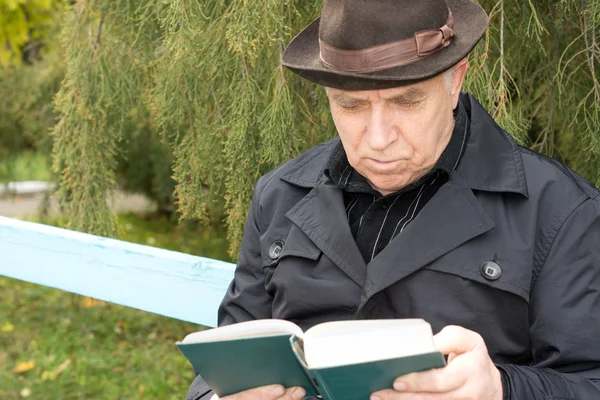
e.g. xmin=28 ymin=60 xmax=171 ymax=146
xmin=332 ymin=112 xmax=364 ymax=149
xmin=396 ymin=107 xmax=448 ymax=153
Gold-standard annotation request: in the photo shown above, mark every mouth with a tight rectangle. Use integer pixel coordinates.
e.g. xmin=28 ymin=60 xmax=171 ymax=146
xmin=369 ymin=158 xmax=398 ymax=166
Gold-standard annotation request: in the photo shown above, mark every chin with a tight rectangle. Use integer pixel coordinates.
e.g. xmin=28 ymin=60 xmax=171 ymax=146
xmin=367 ymin=178 xmax=409 ymax=194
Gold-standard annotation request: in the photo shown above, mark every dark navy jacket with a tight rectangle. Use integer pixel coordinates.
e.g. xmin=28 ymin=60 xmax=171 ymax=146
xmin=187 ymin=93 xmax=600 ymax=400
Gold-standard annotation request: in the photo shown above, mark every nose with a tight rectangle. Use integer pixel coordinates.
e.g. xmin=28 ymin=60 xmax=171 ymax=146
xmin=365 ymin=106 xmax=398 ymax=151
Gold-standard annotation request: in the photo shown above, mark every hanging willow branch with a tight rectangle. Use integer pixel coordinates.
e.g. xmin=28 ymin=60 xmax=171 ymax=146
xmin=51 ymin=0 xmax=600 ymax=257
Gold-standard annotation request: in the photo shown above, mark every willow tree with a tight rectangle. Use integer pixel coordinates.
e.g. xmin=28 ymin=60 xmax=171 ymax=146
xmin=0 ymin=0 xmax=66 ymax=180
xmin=51 ymin=0 xmax=600 ymax=258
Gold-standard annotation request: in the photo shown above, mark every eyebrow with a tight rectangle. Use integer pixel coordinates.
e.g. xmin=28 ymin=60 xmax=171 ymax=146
xmin=331 ymin=87 xmax=427 ymax=108
xmin=388 ymin=87 xmax=427 ymax=103
xmin=330 ymin=93 xmax=367 ymax=108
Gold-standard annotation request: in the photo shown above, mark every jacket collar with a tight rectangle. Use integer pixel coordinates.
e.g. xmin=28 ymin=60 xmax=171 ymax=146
xmin=456 ymin=93 xmax=528 ymax=197
xmin=280 ymin=92 xmax=529 ymax=198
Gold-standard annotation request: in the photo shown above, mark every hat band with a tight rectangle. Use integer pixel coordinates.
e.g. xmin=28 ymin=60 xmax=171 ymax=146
xmin=319 ymin=11 xmax=454 ymax=73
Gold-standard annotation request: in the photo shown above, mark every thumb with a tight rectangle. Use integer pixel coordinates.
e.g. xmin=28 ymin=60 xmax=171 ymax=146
xmin=228 ymin=384 xmax=286 ymax=400
xmin=433 ymin=325 xmax=484 ymax=356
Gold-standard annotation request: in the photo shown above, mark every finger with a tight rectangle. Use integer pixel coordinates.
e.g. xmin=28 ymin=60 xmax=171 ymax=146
xmin=226 ymin=384 xmax=286 ymax=400
xmin=279 ymin=386 xmax=306 ymax=400
xmin=211 ymin=395 xmax=219 ymax=400
xmin=433 ymin=325 xmax=485 ymax=355
xmin=393 ymin=365 xmax=465 ymax=393
xmin=447 ymin=352 xmax=458 ymax=364
xmin=371 ymin=388 xmax=442 ymax=400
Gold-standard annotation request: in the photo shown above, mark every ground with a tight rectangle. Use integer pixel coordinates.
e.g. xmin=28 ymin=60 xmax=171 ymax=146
xmin=1 ymin=199 xmax=230 ymax=399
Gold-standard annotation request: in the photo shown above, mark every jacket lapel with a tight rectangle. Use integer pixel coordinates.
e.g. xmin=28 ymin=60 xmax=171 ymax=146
xmin=362 ymin=170 xmax=495 ymax=301
xmin=285 ymin=180 xmax=367 ymax=287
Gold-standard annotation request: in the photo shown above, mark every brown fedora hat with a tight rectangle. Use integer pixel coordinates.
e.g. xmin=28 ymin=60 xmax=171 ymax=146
xmin=281 ymin=0 xmax=488 ymax=90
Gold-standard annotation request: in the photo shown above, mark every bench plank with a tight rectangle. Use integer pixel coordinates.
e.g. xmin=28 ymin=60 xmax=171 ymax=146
xmin=0 ymin=216 xmax=235 ymax=327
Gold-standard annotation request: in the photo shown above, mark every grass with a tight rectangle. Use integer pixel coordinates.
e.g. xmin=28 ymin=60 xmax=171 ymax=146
xmin=0 ymin=212 xmax=231 ymax=399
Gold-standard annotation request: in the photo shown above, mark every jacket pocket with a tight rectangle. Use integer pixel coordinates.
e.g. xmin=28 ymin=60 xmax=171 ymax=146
xmin=262 ymin=225 xmax=360 ymax=321
xmin=261 ymin=224 xmax=323 ymax=286
xmin=423 ymin=248 xmax=532 ymax=303
xmin=261 ymin=224 xmax=322 ymax=267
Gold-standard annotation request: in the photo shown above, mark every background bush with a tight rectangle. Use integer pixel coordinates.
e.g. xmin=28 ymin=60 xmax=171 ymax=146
xmin=1 ymin=0 xmax=599 ymax=256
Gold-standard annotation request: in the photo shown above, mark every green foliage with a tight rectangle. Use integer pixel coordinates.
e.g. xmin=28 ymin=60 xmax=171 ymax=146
xmin=0 ymin=0 xmax=65 ymax=183
xmin=52 ymin=0 xmax=600 ymax=258
xmin=0 ymin=151 xmax=52 ymax=183
xmin=0 ymin=48 xmax=64 ymax=183
xmin=0 ymin=0 xmax=181 ymax=228
xmin=51 ymin=2 xmax=165 ymax=237
xmin=0 ymin=0 xmax=65 ymax=67
xmin=466 ymin=0 xmax=600 ymax=175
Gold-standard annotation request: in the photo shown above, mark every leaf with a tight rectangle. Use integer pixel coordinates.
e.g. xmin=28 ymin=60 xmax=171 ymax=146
xmin=1 ymin=322 xmax=14 ymax=332
xmin=5 ymin=0 xmax=20 ymax=11
xmin=13 ymin=360 xmax=35 ymax=374
xmin=41 ymin=359 xmax=72 ymax=381
xmin=40 ymin=371 xmax=53 ymax=381
xmin=82 ymin=297 xmax=104 ymax=308
xmin=36 ymin=0 xmax=54 ymax=9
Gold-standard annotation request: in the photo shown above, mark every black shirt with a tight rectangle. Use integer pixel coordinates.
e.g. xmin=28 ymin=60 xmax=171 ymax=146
xmin=324 ymin=101 xmax=470 ymax=263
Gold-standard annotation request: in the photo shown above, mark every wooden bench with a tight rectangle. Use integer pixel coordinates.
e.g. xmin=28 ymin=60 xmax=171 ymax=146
xmin=0 ymin=216 xmax=235 ymax=328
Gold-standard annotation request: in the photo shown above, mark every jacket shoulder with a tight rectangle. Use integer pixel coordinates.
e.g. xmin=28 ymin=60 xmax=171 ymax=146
xmin=518 ymin=145 xmax=599 ymax=202
xmin=253 ymin=138 xmax=338 ymax=199
xmin=248 ymin=139 xmax=338 ymax=233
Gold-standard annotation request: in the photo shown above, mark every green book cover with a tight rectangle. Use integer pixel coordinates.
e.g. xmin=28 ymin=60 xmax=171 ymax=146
xmin=309 ymin=352 xmax=445 ymax=400
xmin=176 ymin=319 xmax=445 ymax=399
xmin=176 ymin=334 xmax=319 ymax=398
xmin=289 ymin=336 xmax=445 ymax=400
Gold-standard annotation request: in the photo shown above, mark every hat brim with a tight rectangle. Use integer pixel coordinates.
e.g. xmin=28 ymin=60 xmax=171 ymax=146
xmin=281 ymin=0 xmax=488 ymax=90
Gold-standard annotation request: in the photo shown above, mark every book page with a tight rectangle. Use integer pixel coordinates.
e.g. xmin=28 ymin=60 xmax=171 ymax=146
xmin=303 ymin=319 xmax=437 ymax=369
xmin=181 ymin=319 xmax=304 ymax=344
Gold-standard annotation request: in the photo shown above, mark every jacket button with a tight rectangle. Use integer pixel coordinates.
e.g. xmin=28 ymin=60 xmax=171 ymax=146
xmin=481 ymin=261 xmax=501 ymax=280
xmin=268 ymin=241 xmax=284 ymax=260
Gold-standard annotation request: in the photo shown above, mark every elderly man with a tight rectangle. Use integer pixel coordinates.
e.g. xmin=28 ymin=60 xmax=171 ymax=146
xmin=186 ymin=0 xmax=600 ymax=399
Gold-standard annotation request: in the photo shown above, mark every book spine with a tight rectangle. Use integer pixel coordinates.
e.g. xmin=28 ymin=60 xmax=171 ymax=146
xmin=288 ymin=336 xmax=320 ymax=396
xmin=310 ymin=370 xmax=335 ymax=400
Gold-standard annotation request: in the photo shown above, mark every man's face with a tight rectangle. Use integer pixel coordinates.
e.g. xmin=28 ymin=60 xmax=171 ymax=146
xmin=326 ymin=64 xmax=466 ymax=195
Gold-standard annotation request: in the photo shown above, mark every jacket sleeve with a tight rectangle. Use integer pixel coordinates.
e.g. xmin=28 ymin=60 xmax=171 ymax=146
xmin=498 ymin=195 xmax=600 ymax=399
xmin=186 ymin=182 xmax=274 ymax=400
xmin=217 ymin=180 xmax=274 ymax=325
xmin=186 ymin=373 xmax=214 ymax=400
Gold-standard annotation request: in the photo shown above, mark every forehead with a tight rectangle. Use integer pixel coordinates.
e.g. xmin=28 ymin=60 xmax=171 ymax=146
xmin=327 ymin=75 xmax=443 ymax=102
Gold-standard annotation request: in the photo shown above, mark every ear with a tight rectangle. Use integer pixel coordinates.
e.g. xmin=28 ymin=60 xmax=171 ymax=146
xmin=450 ymin=58 xmax=469 ymax=108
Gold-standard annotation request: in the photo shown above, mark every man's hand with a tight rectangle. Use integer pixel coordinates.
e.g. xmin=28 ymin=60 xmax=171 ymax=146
xmin=371 ymin=326 xmax=503 ymax=400
xmin=210 ymin=384 xmax=306 ymax=400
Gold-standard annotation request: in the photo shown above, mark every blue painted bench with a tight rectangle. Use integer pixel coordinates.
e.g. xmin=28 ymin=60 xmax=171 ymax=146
xmin=0 ymin=216 xmax=235 ymax=328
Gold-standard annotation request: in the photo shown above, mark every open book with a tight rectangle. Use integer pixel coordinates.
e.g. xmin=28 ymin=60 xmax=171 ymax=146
xmin=176 ymin=319 xmax=445 ymax=400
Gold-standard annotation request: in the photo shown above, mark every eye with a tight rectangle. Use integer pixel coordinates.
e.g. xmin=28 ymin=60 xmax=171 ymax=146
xmin=392 ymin=100 xmax=420 ymax=108
xmin=336 ymin=102 xmax=363 ymax=110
